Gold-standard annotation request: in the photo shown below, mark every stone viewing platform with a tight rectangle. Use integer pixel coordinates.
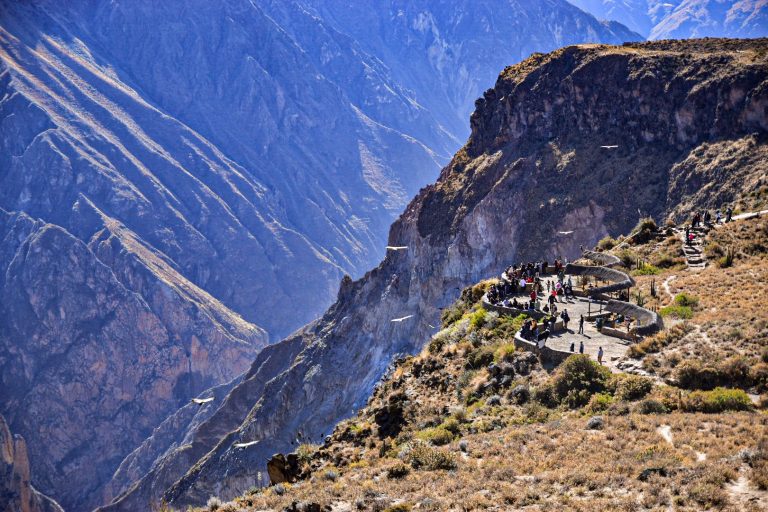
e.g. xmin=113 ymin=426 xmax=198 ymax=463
xmin=482 ymin=250 xmax=663 ymax=370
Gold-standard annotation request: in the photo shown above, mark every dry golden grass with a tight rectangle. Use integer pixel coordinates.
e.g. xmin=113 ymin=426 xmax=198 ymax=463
xmin=193 ymin=217 xmax=768 ymax=512
xmin=228 ymin=413 xmax=765 ymax=512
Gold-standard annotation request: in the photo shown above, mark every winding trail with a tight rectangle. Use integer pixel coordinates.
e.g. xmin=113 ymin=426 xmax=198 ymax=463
xmin=661 ymin=275 xmax=677 ymax=300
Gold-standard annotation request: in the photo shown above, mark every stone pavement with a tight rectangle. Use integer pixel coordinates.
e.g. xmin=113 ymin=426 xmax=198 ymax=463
xmin=521 ymin=276 xmax=634 ymax=371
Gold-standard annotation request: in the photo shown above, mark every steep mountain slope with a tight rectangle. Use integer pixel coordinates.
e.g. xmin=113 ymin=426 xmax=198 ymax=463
xmin=569 ymin=0 xmax=768 ymax=40
xmin=0 ymin=2 xmax=644 ymax=509
xmin=0 ymin=208 xmax=264 ymax=511
xmin=0 ymin=414 xmax=64 ymax=512
xmin=301 ymin=0 xmax=640 ymax=140
xmin=102 ymin=39 xmax=768 ymax=510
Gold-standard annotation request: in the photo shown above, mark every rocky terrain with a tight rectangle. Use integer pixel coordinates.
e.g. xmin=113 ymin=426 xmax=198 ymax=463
xmin=0 ymin=1 xmax=644 ymax=509
xmin=1 ymin=413 xmax=63 ymax=512
xmin=95 ymin=39 xmax=768 ymax=511
xmin=569 ymin=0 xmax=768 ymax=40
xmin=211 ymin=211 xmax=768 ymax=511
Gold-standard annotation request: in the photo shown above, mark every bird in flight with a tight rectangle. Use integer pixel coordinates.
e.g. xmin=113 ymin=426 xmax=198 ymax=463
xmin=600 ymin=145 xmax=618 ymax=149
xmin=191 ymin=397 xmax=214 ymax=405
xmin=386 ymin=246 xmax=408 ymax=251
xmin=234 ymin=440 xmax=258 ymax=448
xmin=391 ymin=315 xmax=414 ymax=322
xmin=558 ymin=231 xmax=574 ymax=235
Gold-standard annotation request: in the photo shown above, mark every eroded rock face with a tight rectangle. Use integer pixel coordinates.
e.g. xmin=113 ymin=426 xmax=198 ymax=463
xmin=106 ymin=39 xmax=767 ymax=509
xmin=0 ymin=210 xmax=265 ymax=511
xmin=0 ymin=414 xmax=64 ymax=512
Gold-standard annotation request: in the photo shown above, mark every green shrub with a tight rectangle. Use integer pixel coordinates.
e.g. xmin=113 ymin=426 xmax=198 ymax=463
xmin=586 ymin=392 xmax=614 ymax=413
xmin=465 ymin=345 xmax=495 ymax=370
xmin=552 ymin=355 xmax=611 ymax=408
xmin=441 ymin=303 xmax=467 ymax=327
xmin=660 ymin=305 xmax=693 ymax=319
xmin=597 ymin=236 xmax=617 ymax=250
xmin=415 ymin=427 xmax=455 ymax=446
xmin=635 ymin=398 xmax=669 ymax=414
xmin=612 ymin=374 xmax=654 ymax=401
xmin=403 ymin=442 xmax=457 ymax=470
xmin=493 ymin=343 xmax=517 ymax=363
xmin=674 ymin=293 xmax=699 ymax=308
xmin=683 ymin=388 xmax=753 ymax=413
xmin=468 ymin=308 xmax=488 ymax=331
xmin=439 ymin=418 xmax=461 ymax=435
xmin=633 ymin=264 xmax=661 ymax=276
xmin=531 ymin=382 xmax=558 ymax=408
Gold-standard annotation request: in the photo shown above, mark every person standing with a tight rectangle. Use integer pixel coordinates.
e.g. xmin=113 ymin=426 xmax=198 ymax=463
xmin=578 ymin=314 xmax=585 ymax=334
xmin=570 ymin=341 xmax=575 ymax=352
xmin=579 ymin=340 xmax=584 ymax=354
xmin=561 ymin=309 xmax=570 ymax=331
xmin=598 ymin=346 xmax=604 ymax=365
xmin=726 ymin=206 xmax=733 ymax=222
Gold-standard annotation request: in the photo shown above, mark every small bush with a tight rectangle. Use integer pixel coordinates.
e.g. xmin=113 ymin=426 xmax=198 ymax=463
xmin=586 ymin=392 xmax=614 ymax=413
xmin=635 ymin=398 xmax=669 ymax=414
xmin=660 ymin=305 xmax=693 ymax=319
xmin=674 ymin=293 xmax=699 ymax=308
xmin=552 ymin=355 xmax=611 ymax=408
xmin=633 ymin=263 xmax=661 ymax=276
xmin=415 ymin=427 xmax=455 ymax=446
xmin=468 ymin=308 xmax=488 ymax=331
xmin=597 ymin=236 xmax=617 ymax=250
xmin=493 ymin=343 xmax=517 ymax=363
xmin=465 ymin=345 xmax=495 ymax=370
xmin=403 ymin=441 xmax=457 ymax=470
xmin=440 ymin=418 xmax=461 ymax=435
xmin=531 ymin=382 xmax=558 ymax=408
xmin=383 ymin=504 xmax=412 ymax=512
xmin=683 ymin=388 xmax=753 ymax=413
xmin=296 ymin=443 xmax=319 ymax=464
xmin=753 ymin=460 xmax=768 ymax=490
xmin=612 ymin=374 xmax=654 ymax=401
xmin=676 ymin=361 xmax=720 ymax=390
xmin=386 ymin=462 xmax=411 ymax=479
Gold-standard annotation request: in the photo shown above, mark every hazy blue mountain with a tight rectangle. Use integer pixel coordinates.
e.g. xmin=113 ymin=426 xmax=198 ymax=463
xmin=569 ymin=0 xmax=768 ymax=39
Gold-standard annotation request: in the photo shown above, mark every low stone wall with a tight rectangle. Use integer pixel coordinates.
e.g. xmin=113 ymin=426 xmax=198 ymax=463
xmin=514 ymin=332 xmax=572 ymax=365
xmin=600 ymin=326 xmax=637 ymax=342
xmin=565 ymin=263 xmax=636 ymax=296
xmin=604 ymin=299 xmax=664 ymax=336
xmin=482 ymin=299 xmax=565 ymax=332
xmin=582 ymin=249 xmax=621 ymax=268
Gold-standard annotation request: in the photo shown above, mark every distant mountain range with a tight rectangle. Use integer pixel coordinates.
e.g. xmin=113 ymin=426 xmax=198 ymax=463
xmin=0 ymin=1 xmax=640 ymax=509
xmin=568 ymin=0 xmax=768 ymax=39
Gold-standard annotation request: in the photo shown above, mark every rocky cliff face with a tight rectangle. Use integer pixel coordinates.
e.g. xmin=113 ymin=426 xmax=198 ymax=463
xmin=569 ymin=0 xmax=768 ymax=40
xmin=0 ymin=209 xmax=265 ymax=511
xmin=103 ymin=39 xmax=768 ymax=510
xmin=0 ymin=414 xmax=63 ymax=512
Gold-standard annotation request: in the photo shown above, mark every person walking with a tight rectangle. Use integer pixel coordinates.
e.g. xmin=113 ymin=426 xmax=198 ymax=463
xmin=578 ymin=314 xmax=585 ymax=334
xmin=579 ymin=340 xmax=584 ymax=354
xmin=561 ymin=309 xmax=570 ymax=331
xmin=598 ymin=346 xmax=604 ymax=365
xmin=726 ymin=206 xmax=733 ymax=222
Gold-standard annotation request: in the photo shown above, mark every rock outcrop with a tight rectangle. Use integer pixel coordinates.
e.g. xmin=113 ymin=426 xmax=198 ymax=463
xmin=103 ymin=39 xmax=767 ymax=509
xmin=0 ymin=414 xmax=63 ymax=512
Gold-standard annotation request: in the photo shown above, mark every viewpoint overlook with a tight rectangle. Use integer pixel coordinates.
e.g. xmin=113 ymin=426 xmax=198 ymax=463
xmin=1 ymin=1 xmax=767 ymax=512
